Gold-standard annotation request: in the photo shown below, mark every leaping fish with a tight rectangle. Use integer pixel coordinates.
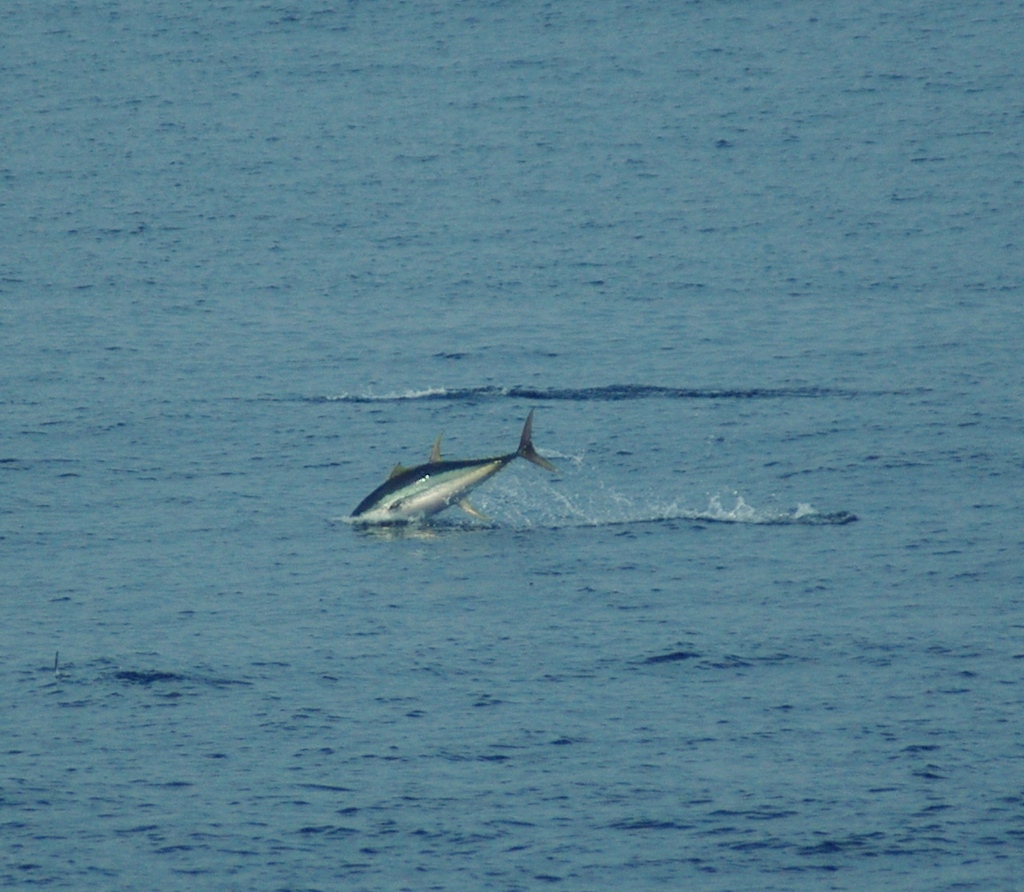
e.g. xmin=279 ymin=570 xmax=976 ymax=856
xmin=350 ymin=410 xmax=557 ymax=524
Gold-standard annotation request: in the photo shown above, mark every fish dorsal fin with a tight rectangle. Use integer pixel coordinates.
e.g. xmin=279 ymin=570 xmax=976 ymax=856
xmin=387 ymin=463 xmax=409 ymax=480
xmin=429 ymin=433 xmax=443 ymax=463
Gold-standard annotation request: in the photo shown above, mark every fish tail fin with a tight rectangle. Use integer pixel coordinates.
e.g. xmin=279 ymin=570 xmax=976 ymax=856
xmin=518 ymin=410 xmax=558 ymax=472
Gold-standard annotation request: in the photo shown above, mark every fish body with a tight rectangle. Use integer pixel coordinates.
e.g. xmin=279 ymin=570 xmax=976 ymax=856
xmin=350 ymin=411 xmax=556 ymax=524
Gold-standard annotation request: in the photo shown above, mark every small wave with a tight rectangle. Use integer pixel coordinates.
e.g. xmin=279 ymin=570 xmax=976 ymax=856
xmin=324 ymin=387 xmax=455 ymax=403
xmin=319 ymin=384 xmax=865 ymax=404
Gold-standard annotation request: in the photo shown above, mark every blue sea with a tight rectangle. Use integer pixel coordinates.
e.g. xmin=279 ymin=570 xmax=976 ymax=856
xmin=3 ymin=2 xmax=1023 ymax=889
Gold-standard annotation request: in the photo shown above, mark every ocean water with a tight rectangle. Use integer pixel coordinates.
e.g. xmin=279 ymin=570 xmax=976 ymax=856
xmin=3 ymin=1 xmax=1023 ymax=889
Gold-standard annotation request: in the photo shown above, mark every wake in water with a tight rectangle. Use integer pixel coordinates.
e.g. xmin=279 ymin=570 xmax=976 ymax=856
xmin=495 ymin=485 xmax=857 ymax=529
xmin=336 ymin=488 xmax=856 ymax=533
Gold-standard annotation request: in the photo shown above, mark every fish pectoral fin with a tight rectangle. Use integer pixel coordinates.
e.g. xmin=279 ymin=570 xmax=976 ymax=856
xmin=429 ymin=433 xmax=443 ymax=463
xmin=387 ymin=463 xmax=410 ymax=480
xmin=457 ymin=498 xmax=490 ymax=521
